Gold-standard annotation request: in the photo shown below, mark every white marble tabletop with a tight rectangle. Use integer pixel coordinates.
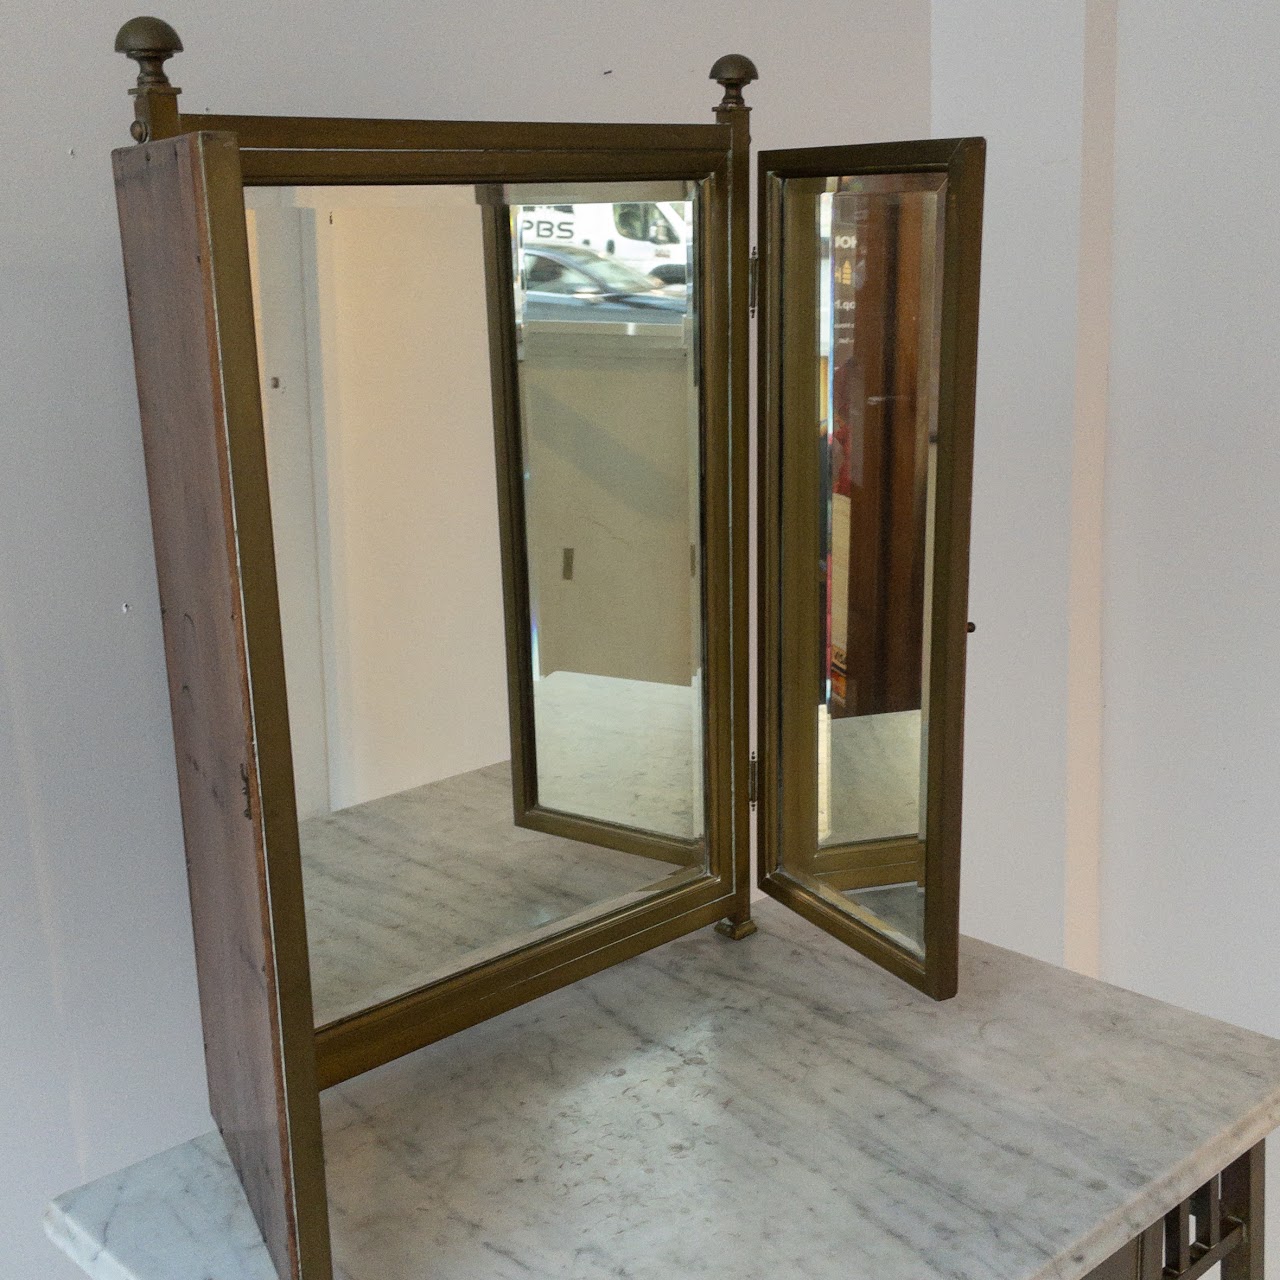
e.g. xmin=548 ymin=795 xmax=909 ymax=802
xmin=47 ymin=901 xmax=1280 ymax=1280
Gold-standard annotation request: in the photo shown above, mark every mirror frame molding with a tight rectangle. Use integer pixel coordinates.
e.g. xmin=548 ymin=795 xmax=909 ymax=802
xmin=755 ymin=138 xmax=985 ymax=1000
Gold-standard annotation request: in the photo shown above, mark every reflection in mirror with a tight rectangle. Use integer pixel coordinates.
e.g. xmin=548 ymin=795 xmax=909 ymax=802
xmin=788 ymin=172 xmax=945 ymax=957
xmin=506 ymin=183 xmax=704 ymax=841
xmin=243 ymin=184 xmax=706 ymax=1028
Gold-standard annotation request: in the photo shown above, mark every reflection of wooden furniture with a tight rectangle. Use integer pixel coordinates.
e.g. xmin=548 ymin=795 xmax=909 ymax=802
xmin=833 ymin=190 xmax=930 ymax=718
xmin=47 ymin=904 xmax=1277 ymax=1280
xmin=813 ymin=708 xmax=923 ymax=894
xmin=812 ymin=839 xmax=925 ymax=891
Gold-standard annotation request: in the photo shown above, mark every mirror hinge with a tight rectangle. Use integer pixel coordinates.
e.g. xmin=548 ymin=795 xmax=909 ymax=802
xmin=747 ymin=751 xmax=759 ymax=808
xmin=748 ymin=246 xmax=759 ymax=318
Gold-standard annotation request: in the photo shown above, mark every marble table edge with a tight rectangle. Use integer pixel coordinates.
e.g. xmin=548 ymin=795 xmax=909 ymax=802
xmin=955 ymin=932 xmax=1280 ymax=1277
xmin=1036 ymin=1093 xmax=1280 ymax=1279
xmin=44 ymin=1198 xmax=134 ymax=1280
xmin=43 ymin=1096 xmax=1280 ymax=1280
xmin=40 ymin=918 xmax=1280 ymax=1280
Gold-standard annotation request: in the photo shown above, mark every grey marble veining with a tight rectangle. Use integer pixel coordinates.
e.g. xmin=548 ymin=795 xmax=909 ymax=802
xmin=47 ymin=901 xmax=1280 ymax=1280
xmin=45 ymin=1133 xmax=278 ymax=1280
xmin=300 ymin=760 xmax=689 ymax=1026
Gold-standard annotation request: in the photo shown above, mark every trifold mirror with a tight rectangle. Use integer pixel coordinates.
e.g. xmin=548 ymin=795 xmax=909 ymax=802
xmin=110 ymin=19 xmax=983 ymax=1280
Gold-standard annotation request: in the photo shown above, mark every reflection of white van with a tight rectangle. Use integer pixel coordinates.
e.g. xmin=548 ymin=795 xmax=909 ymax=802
xmin=518 ymin=201 xmax=692 ymax=284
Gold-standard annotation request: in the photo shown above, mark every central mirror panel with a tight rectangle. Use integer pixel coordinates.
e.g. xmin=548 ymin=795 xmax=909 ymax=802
xmin=243 ymin=181 xmax=708 ymax=1029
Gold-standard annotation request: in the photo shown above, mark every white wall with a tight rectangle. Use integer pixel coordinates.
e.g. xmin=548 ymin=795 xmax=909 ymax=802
xmin=932 ymin=2 xmax=1091 ymax=965
xmin=246 ymin=203 xmax=336 ymax=819
xmin=250 ymin=187 xmax=516 ymax=815
xmin=936 ymin=0 xmax=1280 ymax=1267
xmin=1099 ymin=1 xmax=1280 ymax=1270
xmin=290 ymin=191 xmax=510 ymax=810
xmin=0 ymin=5 xmax=928 ymax=1278
xmin=521 ymin=330 xmax=696 ymax=686
xmin=1101 ymin=0 xmax=1280 ymax=1059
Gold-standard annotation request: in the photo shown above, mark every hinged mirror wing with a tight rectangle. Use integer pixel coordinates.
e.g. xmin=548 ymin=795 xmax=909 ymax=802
xmin=477 ymin=178 xmax=715 ymax=861
xmin=756 ymin=138 xmax=985 ymax=999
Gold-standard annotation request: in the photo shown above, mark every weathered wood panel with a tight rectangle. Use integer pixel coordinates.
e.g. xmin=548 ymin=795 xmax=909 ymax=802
xmin=112 ymin=131 xmax=331 ymax=1280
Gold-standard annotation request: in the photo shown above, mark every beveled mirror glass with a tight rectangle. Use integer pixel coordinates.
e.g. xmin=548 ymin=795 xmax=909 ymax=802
xmin=759 ymin=140 xmax=984 ymax=999
xmin=814 ymin=171 xmax=944 ymax=953
xmin=243 ymin=180 xmax=712 ymax=1029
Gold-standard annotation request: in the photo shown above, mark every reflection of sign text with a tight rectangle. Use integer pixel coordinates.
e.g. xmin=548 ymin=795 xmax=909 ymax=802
xmin=830 ymin=195 xmax=863 ymax=492
xmin=831 ymin=200 xmax=860 ymax=367
xmin=520 ymin=218 xmax=573 ymax=241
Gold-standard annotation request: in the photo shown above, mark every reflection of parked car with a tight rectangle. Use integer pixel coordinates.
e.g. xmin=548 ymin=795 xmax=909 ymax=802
xmin=520 ymin=245 xmax=688 ymax=325
xmin=518 ymin=201 xmax=691 ymax=283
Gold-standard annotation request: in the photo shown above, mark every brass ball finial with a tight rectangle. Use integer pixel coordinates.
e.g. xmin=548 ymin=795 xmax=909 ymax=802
xmin=709 ymin=54 xmax=758 ymax=109
xmin=114 ymin=17 xmax=183 ymax=142
xmin=115 ymin=16 xmax=183 ymax=69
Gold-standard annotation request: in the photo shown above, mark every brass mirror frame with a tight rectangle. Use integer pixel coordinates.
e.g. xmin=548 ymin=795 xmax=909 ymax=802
xmin=229 ymin=117 xmax=751 ymax=1084
xmin=756 ymin=138 xmax=985 ymax=1000
xmin=114 ymin=30 xmax=990 ymax=1280
xmin=123 ymin=103 xmax=756 ymax=1086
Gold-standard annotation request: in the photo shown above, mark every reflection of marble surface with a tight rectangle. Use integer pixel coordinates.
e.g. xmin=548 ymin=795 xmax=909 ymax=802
xmin=847 ymin=882 xmax=925 ymax=949
xmin=824 ymin=709 xmax=921 ymax=845
xmin=47 ymin=901 xmax=1280 ymax=1280
xmin=534 ymin=670 xmax=699 ymax=839
xmin=301 ymin=761 xmax=685 ymax=1026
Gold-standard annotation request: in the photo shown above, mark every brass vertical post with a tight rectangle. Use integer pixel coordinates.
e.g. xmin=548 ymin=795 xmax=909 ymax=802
xmin=710 ymin=54 xmax=759 ymax=943
xmin=114 ymin=16 xmax=183 ymax=143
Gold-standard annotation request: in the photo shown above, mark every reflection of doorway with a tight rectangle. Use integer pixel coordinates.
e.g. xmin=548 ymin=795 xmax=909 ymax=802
xmin=245 ymin=188 xmax=511 ymax=818
xmin=828 ymin=192 xmax=931 ymax=719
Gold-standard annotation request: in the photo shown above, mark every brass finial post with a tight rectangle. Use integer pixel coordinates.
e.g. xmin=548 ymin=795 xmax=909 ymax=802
xmin=114 ymin=16 xmax=183 ymax=143
xmin=709 ymin=51 xmax=760 ymax=946
xmin=709 ymin=53 xmax=758 ymax=118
